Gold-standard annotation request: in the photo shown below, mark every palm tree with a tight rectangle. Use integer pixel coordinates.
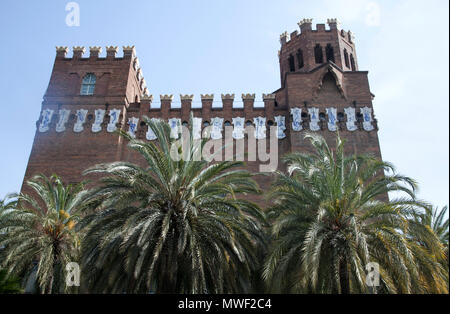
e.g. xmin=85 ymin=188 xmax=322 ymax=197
xmin=0 ymin=174 xmax=89 ymax=293
xmin=0 ymin=194 xmax=22 ymax=294
xmin=263 ymin=133 xmax=448 ymax=294
xmin=406 ymin=204 xmax=449 ymax=291
xmin=0 ymin=193 xmax=17 ymax=214
xmin=80 ymin=116 xmax=266 ymax=293
xmin=0 ymin=269 xmax=22 ymax=294
xmin=413 ymin=205 xmax=449 ymax=246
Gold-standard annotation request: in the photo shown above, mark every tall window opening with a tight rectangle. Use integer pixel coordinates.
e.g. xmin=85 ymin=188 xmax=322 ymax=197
xmin=350 ymin=54 xmax=356 ymax=71
xmin=296 ymin=49 xmax=304 ymax=69
xmin=288 ymin=54 xmax=295 ymax=72
xmin=344 ymin=49 xmax=350 ymax=68
xmin=314 ymin=44 xmax=323 ymax=64
xmin=325 ymin=44 xmax=335 ymax=62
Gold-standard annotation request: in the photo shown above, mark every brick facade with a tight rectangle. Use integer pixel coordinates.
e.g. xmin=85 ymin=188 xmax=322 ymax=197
xmin=21 ymin=19 xmax=384 ymax=205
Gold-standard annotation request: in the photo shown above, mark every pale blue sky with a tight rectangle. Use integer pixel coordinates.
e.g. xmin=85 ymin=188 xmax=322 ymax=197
xmin=0 ymin=0 xmax=448 ymax=209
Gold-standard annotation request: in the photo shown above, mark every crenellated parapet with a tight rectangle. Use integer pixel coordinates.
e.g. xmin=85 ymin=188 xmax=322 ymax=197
xmin=55 ymin=45 xmax=141 ymax=59
xmin=281 ymin=18 xmax=352 ymax=46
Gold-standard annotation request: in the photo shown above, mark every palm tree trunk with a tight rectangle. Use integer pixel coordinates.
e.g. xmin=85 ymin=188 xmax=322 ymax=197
xmin=339 ymin=258 xmax=350 ymax=294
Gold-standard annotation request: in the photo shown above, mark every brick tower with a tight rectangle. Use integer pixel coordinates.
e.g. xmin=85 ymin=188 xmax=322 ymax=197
xmin=21 ymin=19 xmax=383 ymax=204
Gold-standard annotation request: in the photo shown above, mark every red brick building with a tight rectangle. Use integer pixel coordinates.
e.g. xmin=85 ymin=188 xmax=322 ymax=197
xmin=21 ymin=19 xmax=383 ymax=204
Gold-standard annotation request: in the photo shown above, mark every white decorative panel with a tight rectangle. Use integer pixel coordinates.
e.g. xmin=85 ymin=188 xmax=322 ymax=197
xmin=253 ymin=116 xmax=266 ymax=140
xmin=361 ymin=107 xmax=374 ymax=131
xmin=274 ymin=115 xmax=286 ymax=139
xmin=107 ymin=109 xmax=121 ymax=133
xmin=39 ymin=109 xmax=54 ymax=133
xmin=91 ymin=109 xmax=105 ymax=133
xmin=344 ymin=107 xmax=357 ymax=131
xmin=308 ymin=108 xmax=320 ymax=131
xmin=127 ymin=117 xmax=139 ymax=138
xmin=210 ymin=117 xmax=224 ymax=140
xmin=192 ymin=117 xmax=202 ymax=140
xmin=232 ymin=117 xmax=245 ymax=140
xmin=55 ymin=109 xmax=70 ymax=133
xmin=326 ymin=107 xmax=338 ymax=132
xmin=73 ymin=109 xmax=88 ymax=133
xmin=168 ymin=118 xmax=181 ymax=139
xmin=290 ymin=107 xmax=303 ymax=131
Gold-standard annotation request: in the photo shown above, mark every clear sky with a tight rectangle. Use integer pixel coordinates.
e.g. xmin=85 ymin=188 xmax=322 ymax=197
xmin=0 ymin=0 xmax=448 ymax=209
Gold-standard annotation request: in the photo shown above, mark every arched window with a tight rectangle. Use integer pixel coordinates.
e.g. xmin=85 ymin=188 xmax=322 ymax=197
xmin=80 ymin=73 xmax=96 ymax=95
xmin=343 ymin=49 xmax=350 ymax=68
xmin=350 ymin=54 xmax=356 ymax=71
xmin=296 ymin=49 xmax=304 ymax=69
xmin=326 ymin=44 xmax=335 ymax=62
xmin=314 ymin=44 xmax=323 ymax=64
xmin=288 ymin=54 xmax=295 ymax=72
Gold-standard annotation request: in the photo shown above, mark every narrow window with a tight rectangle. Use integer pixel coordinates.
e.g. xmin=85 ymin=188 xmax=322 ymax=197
xmin=344 ymin=49 xmax=350 ymax=68
xmin=319 ymin=112 xmax=326 ymax=121
xmin=314 ymin=44 xmax=323 ymax=64
xmin=350 ymin=54 xmax=356 ymax=71
xmin=296 ymin=49 xmax=304 ymax=69
xmin=80 ymin=73 xmax=96 ymax=95
xmin=326 ymin=44 xmax=335 ymax=62
xmin=288 ymin=54 xmax=295 ymax=72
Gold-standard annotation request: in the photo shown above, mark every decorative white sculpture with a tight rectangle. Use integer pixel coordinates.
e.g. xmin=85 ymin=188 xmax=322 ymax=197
xmin=91 ymin=109 xmax=105 ymax=133
xmin=326 ymin=107 xmax=338 ymax=132
xmin=55 ymin=109 xmax=70 ymax=133
xmin=308 ymin=108 xmax=320 ymax=131
xmin=107 ymin=109 xmax=121 ymax=133
xmin=253 ymin=116 xmax=266 ymax=140
xmin=290 ymin=107 xmax=302 ymax=131
xmin=127 ymin=117 xmax=139 ymax=138
xmin=232 ymin=117 xmax=245 ymax=140
xmin=39 ymin=109 xmax=54 ymax=133
xmin=168 ymin=118 xmax=181 ymax=139
xmin=344 ymin=107 xmax=357 ymax=131
xmin=192 ymin=117 xmax=202 ymax=140
xmin=274 ymin=115 xmax=286 ymax=139
xmin=73 ymin=109 xmax=88 ymax=133
xmin=145 ymin=118 xmax=160 ymax=141
xmin=210 ymin=117 xmax=224 ymax=140
xmin=361 ymin=107 xmax=374 ymax=131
